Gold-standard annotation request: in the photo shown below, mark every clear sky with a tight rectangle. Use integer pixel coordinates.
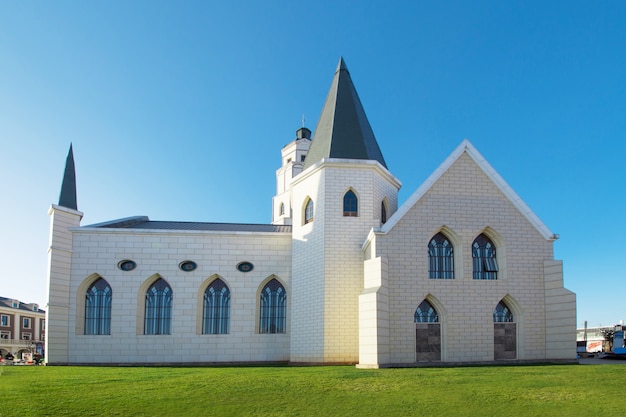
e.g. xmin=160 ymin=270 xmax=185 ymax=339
xmin=1 ymin=1 xmax=624 ymax=329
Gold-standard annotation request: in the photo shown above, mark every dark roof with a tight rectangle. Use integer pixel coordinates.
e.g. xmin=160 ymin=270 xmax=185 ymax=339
xmin=303 ymin=57 xmax=387 ymax=170
xmin=58 ymin=144 xmax=78 ymax=210
xmin=0 ymin=296 xmax=45 ymax=313
xmin=88 ymin=217 xmax=291 ymax=233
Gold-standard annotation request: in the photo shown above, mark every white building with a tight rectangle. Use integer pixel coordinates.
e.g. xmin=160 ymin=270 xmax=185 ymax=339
xmin=46 ymin=58 xmax=576 ymax=366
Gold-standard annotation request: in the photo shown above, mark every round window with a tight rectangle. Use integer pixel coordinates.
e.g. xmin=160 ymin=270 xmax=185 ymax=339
xmin=236 ymin=261 xmax=254 ymax=273
xmin=118 ymin=260 xmax=137 ymax=271
xmin=179 ymin=260 xmax=197 ymax=272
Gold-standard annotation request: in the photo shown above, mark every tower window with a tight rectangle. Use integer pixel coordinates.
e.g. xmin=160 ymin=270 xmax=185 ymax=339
xmin=304 ymin=199 xmax=314 ymax=224
xmin=343 ymin=190 xmax=358 ymax=217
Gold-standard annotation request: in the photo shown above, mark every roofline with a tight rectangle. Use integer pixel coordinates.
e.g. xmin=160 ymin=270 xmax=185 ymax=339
xmin=293 ymin=157 xmax=402 ymax=189
xmin=73 ymin=227 xmax=293 ymax=237
xmin=377 ymin=139 xmax=557 ymax=241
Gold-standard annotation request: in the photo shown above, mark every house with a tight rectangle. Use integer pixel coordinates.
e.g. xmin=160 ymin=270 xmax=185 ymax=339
xmin=0 ymin=296 xmax=45 ymax=360
xmin=46 ymin=58 xmax=576 ymax=366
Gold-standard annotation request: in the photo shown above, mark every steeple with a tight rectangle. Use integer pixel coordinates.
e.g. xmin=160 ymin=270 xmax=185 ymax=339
xmin=303 ymin=57 xmax=387 ymax=170
xmin=58 ymin=144 xmax=78 ymax=210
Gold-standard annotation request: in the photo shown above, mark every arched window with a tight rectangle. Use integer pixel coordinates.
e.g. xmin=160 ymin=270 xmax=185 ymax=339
xmin=381 ymin=201 xmax=387 ymax=224
xmin=493 ymin=301 xmax=514 ymax=322
xmin=472 ymin=234 xmax=498 ymax=280
xmin=203 ymin=279 xmax=230 ymax=334
xmin=279 ymin=202 xmax=285 ymax=216
xmin=428 ymin=232 xmax=454 ymax=279
xmin=144 ymin=278 xmax=172 ymax=335
xmin=414 ymin=300 xmax=439 ymax=323
xmin=304 ymin=198 xmax=314 ymax=224
xmin=85 ymin=278 xmax=112 ymax=335
xmin=259 ymin=279 xmax=286 ymax=334
xmin=343 ymin=190 xmax=358 ymax=217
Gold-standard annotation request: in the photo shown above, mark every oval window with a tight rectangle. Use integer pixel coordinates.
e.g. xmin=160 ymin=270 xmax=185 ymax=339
xmin=179 ymin=260 xmax=197 ymax=272
xmin=118 ymin=260 xmax=137 ymax=271
xmin=236 ymin=261 xmax=254 ymax=273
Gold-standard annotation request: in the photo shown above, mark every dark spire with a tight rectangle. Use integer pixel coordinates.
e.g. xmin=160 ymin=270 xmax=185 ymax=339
xmin=58 ymin=144 xmax=78 ymax=210
xmin=303 ymin=57 xmax=387 ymax=170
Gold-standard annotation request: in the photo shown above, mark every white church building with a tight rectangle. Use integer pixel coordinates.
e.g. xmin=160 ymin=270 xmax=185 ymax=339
xmin=46 ymin=58 xmax=576 ymax=367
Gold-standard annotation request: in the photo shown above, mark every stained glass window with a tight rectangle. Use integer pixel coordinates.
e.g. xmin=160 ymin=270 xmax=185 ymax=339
xmin=85 ymin=278 xmax=112 ymax=335
xmin=343 ymin=190 xmax=358 ymax=217
xmin=304 ymin=199 xmax=314 ymax=224
xmin=414 ymin=300 xmax=439 ymax=323
xmin=203 ymin=279 xmax=230 ymax=334
xmin=144 ymin=278 xmax=172 ymax=335
xmin=493 ymin=301 xmax=513 ymax=322
xmin=428 ymin=233 xmax=454 ymax=279
xmin=472 ymin=234 xmax=498 ymax=280
xmin=259 ymin=279 xmax=286 ymax=334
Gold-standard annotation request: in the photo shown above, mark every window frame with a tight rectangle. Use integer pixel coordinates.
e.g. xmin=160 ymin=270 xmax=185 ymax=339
xmin=493 ymin=301 xmax=514 ymax=323
xmin=428 ymin=232 xmax=455 ymax=279
xmin=414 ymin=300 xmax=439 ymax=323
xmin=0 ymin=315 xmax=9 ymax=327
xmin=304 ymin=198 xmax=314 ymax=224
xmin=202 ymin=278 xmax=231 ymax=335
xmin=343 ymin=189 xmax=358 ymax=217
xmin=144 ymin=278 xmax=173 ymax=335
xmin=84 ymin=277 xmax=113 ymax=336
xmin=472 ymin=234 xmax=498 ymax=280
xmin=259 ymin=278 xmax=287 ymax=334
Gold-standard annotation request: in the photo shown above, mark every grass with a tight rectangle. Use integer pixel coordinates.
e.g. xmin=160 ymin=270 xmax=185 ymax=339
xmin=1 ymin=363 xmax=624 ymax=416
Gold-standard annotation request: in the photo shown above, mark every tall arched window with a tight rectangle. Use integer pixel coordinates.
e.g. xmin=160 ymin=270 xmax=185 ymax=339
xmin=203 ymin=278 xmax=230 ymax=334
xmin=343 ymin=190 xmax=358 ymax=217
xmin=279 ymin=202 xmax=285 ymax=216
xmin=144 ymin=278 xmax=172 ymax=335
xmin=414 ymin=300 xmax=439 ymax=323
xmin=85 ymin=278 xmax=112 ymax=335
xmin=472 ymin=234 xmax=498 ymax=280
xmin=381 ymin=201 xmax=387 ymax=224
xmin=428 ymin=232 xmax=454 ymax=279
xmin=414 ymin=299 xmax=441 ymax=362
xmin=259 ymin=279 xmax=286 ymax=334
xmin=304 ymin=198 xmax=314 ymax=224
xmin=493 ymin=300 xmax=516 ymax=359
xmin=493 ymin=301 xmax=514 ymax=322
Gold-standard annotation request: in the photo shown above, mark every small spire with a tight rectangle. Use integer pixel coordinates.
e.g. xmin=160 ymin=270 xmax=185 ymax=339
xmin=58 ymin=144 xmax=78 ymax=210
xmin=336 ymin=56 xmax=348 ymax=73
xmin=302 ymin=114 xmax=306 ymax=127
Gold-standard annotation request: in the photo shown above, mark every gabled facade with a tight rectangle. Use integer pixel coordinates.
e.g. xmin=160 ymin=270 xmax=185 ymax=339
xmin=46 ymin=58 xmax=576 ymax=366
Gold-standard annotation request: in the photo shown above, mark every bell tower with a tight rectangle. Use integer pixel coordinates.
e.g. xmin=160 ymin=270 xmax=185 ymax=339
xmin=46 ymin=145 xmax=83 ymax=365
xmin=289 ymin=58 xmax=401 ymax=363
xmin=272 ymin=127 xmax=311 ymax=225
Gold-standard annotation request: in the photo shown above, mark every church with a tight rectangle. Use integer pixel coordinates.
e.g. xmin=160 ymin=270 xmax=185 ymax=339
xmin=46 ymin=58 xmax=576 ymax=367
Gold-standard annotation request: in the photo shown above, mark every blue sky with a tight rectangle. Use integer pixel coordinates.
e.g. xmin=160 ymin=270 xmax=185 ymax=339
xmin=1 ymin=1 xmax=624 ymax=328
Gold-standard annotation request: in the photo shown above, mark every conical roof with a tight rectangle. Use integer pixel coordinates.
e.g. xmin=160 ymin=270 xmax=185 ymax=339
xmin=58 ymin=144 xmax=78 ymax=210
xmin=303 ymin=57 xmax=387 ymax=170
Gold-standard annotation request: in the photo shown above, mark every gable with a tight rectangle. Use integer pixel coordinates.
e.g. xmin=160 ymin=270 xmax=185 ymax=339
xmin=381 ymin=140 xmax=556 ymax=241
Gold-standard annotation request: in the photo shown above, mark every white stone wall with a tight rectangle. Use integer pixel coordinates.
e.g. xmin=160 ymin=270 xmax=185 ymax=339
xmin=368 ymin=152 xmax=570 ymax=365
xmin=46 ymin=205 xmax=82 ymax=365
xmin=65 ymin=228 xmax=292 ymax=364
xmin=291 ymin=160 xmax=399 ymax=363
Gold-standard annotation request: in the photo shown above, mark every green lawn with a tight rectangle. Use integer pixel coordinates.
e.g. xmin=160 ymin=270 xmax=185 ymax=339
xmin=1 ymin=363 xmax=623 ymax=416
